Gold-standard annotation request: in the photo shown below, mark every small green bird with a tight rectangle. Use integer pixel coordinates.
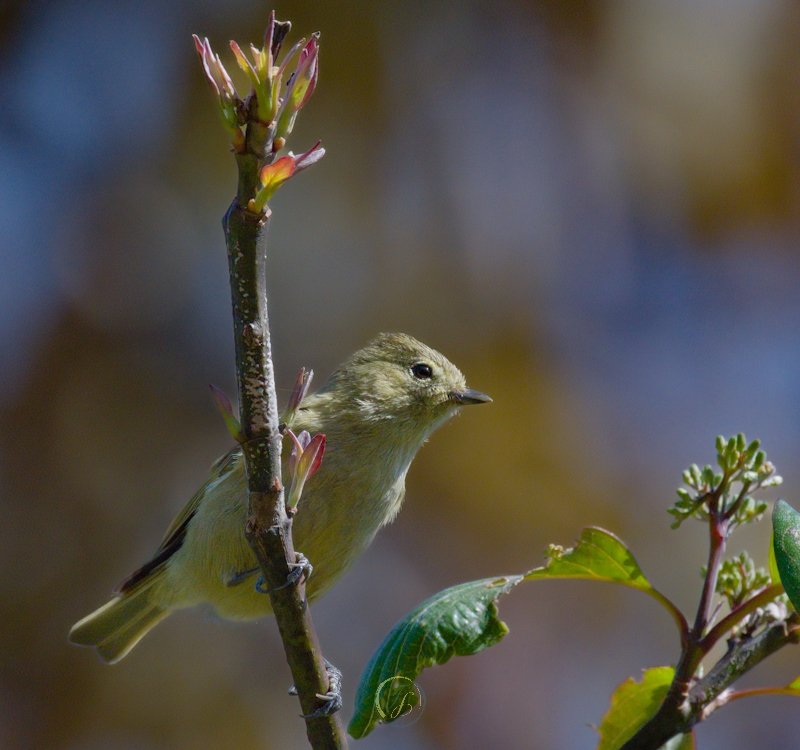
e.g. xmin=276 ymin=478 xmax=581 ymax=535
xmin=69 ymin=333 xmax=491 ymax=663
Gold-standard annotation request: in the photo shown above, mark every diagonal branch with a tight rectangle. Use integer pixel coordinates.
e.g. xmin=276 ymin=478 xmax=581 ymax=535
xmin=691 ymin=615 xmax=800 ymax=717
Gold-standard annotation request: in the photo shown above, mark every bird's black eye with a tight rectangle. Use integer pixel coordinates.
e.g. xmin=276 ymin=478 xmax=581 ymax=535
xmin=411 ymin=363 xmax=433 ymax=380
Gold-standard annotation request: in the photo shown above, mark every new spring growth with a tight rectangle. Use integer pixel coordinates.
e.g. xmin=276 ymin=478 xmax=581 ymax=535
xmin=275 ymin=35 xmax=319 ymax=137
xmin=212 ymin=368 xmax=326 ymax=510
xmin=209 ymin=384 xmax=245 ymax=443
xmin=714 ymin=551 xmax=789 ymax=639
xmin=715 ymin=551 xmax=771 ymax=610
xmin=193 ymin=11 xmax=321 ymax=155
xmin=193 ymin=35 xmax=244 ymax=150
xmin=249 ymin=141 xmax=326 ymax=214
xmin=282 ymin=367 xmax=314 ymax=426
xmin=285 ymin=429 xmax=326 ymax=512
xmin=281 ymin=367 xmax=325 ymax=511
xmin=668 ymin=433 xmax=780 ymax=529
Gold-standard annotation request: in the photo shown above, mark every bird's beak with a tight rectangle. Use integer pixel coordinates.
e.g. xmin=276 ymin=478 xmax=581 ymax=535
xmin=450 ymin=388 xmax=492 ymax=405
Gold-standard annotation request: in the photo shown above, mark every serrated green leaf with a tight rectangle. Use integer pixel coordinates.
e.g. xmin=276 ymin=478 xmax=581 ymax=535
xmin=348 ymin=575 xmax=523 ymax=739
xmin=598 ymin=666 xmax=682 ymax=750
xmin=525 ymin=527 xmax=686 ymax=635
xmin=772 ymin=500 xmax=800 ymax=611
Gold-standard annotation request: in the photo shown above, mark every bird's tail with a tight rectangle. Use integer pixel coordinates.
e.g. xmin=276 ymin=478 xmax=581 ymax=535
xmin=69 ymin=579 xmax=168 ymax=664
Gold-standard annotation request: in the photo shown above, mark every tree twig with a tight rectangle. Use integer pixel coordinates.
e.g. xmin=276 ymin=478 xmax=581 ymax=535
xmin=691 ymin=615 xmax=800 ymax=717
xmin=214 ymin=15 xmax=348 ymax=750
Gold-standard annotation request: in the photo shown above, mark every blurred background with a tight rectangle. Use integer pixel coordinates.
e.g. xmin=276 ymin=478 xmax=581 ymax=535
xmin=3 ymin=0 xmax=800 ymax=747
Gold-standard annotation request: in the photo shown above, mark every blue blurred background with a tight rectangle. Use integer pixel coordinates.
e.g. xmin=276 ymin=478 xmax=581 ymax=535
xmin=3 ymin=1 xmax=800 ymax=747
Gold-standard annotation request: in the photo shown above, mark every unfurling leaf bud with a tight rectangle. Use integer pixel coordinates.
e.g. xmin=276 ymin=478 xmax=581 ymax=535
xmin=193 ymin=35 xmax=244 ymax=149
xmin=283 ymin=367 xmax=314 ymax=426
xmin=194 ymin=35 xmax=238 ymax=102
xmin=229 ymin=40 xmax=260 ymax=88
xmin=285 ymin=428 xmax=326 ymax=510
xmin=227 ymin=38 xmax=275 ymax=122
xmin=276 ymin=35 xmax=320 ymax=137
xmin=209 ymin=384 xmax=245 ymax=443
xmin=259 ymin=155 xmax=297 ymax=195
xmin=251 ymin=141 xmax=326 ymax=213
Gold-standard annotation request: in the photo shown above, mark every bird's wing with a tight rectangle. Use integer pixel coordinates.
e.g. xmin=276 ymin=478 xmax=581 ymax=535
xmin=116 ymin=447 xmax=243 ymax=594
xmin=158 ymin=447 xmax=242 ymax=548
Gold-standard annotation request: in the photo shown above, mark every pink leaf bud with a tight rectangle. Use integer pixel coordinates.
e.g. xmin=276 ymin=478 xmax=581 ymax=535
xmin=293 ymin=140 xmax=326 ymax=172
xmin=193 ymin=34 xmax=243 ymax=144
xmin=275 ymin=35 xmax=319 ymax=137
xmin=251 ymin=142 xmax=325 ymax=213
xmin=209 ymin=384 xmax=244 ymax=443
xmin=193 ymin=35 xmax=237 ymax=102
xmin=290 ymin=36 xmax=319 ymax=111
xmin=285 ymin=429 xmax=326 ymax=510
xmin=283 ymin=367 xmax=314 ymax=426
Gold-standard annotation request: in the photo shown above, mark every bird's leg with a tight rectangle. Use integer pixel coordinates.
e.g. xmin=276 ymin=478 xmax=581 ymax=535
xmin=224 ymin=566 xmax=260 ymax=587
xmin=288 ymin=658 xmax=344 ymax=718
xmin=254 ymin=551 xmax=313 ymax=593
xmin=286 ymin=551 xmax=313 ymax=586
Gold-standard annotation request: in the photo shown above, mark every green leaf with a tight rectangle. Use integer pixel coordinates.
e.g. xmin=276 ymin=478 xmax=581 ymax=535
xmin=768 ymin=532 xmax=781 ymax=586
xmin=525 ymin=527 xmax=687 ymax=636
xmin=598 ymin=666 xmax=683 ymax=750
xmin=348 ymin=575 xmax=523 ymax=738
xmin=772 ymin=500 xmax=800 ymax=610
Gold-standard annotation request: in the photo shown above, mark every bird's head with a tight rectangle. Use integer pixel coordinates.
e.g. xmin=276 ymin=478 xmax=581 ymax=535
xmin=321 ymin=333 xmax=491 ymax=436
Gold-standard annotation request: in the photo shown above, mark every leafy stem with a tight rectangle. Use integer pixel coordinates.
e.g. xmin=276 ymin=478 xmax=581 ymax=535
xmin=650 ymin=590 xmax=691 ymax=651
xmin=692 ymin=506 xmax=728 ymax=637
xmin=621 ymin=435 xmax=791 ymax=750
